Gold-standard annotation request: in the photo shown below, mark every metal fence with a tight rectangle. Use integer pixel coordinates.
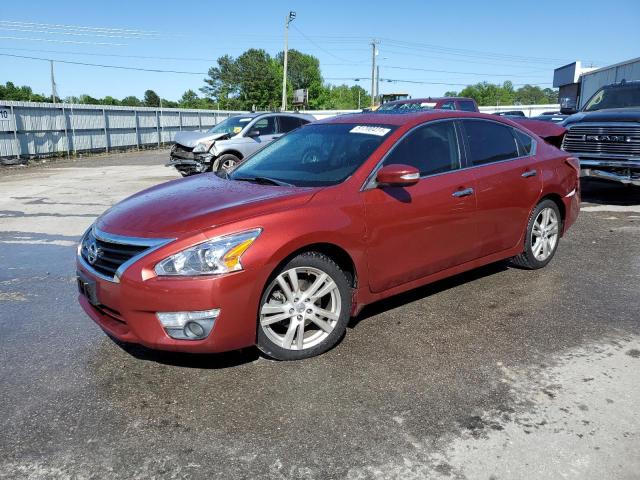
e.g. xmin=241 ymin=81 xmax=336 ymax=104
xmin=0 ymin=101 xmax=560 ymax=160
xmin=0 ymin=101 xmax=249 ymax=159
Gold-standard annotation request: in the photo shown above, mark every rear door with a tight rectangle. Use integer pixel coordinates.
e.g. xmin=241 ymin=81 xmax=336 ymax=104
xmin=460 ymin=119 xmax=542 ymax=255
xmin=363 ymin=120 xmax=479 ymax=293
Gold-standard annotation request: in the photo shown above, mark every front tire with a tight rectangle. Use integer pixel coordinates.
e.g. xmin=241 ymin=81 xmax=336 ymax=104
xmin=215 ymin=153 xmax=240 ymax=173
xmin=511 ymin=199 xmax=562 ymax=269
xmin=257 ymin=252 xmax=351 ymax=360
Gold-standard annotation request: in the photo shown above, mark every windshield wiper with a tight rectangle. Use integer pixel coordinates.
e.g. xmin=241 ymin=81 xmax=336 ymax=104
xmin=233 ymin=176 xmax=293 ymax=187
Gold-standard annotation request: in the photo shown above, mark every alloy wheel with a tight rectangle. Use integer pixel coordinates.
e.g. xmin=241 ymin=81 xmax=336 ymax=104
xmin=531 ymin=207 xmax=559 ymax=261
xmin=260 ymin=267 xmax=342 ymax=351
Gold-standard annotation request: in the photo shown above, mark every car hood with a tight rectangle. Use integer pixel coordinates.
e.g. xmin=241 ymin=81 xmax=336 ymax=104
xmin=173 ymin=131 xmax=232 ymax=148
xmin=96 ymin=174 xmax=318 ymax=237
xmin=563 ymin=109 xmax=640 ymax=126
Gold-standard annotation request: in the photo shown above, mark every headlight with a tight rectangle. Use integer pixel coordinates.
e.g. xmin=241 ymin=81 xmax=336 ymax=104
xmin=192 ymin=141 xmax=213 ymax=153
xmin=155 ymin=229 xmax=261 ymax=276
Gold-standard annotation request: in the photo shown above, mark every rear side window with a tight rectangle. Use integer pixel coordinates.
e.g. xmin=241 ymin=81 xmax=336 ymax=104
xmin=439 ymin=101 xmax=455 ymax=110
xmin=458 ymin=100 xmax=477 ymax=112
xmin=278 ymin=116 xmax=303 ymax=133
xmin=463 ymin=120 xmax=519 ymax=166
xmin=514 ymin=129 xmax=534 ymax=156
xmin=383 ymin=121 xmax=461 ymax=176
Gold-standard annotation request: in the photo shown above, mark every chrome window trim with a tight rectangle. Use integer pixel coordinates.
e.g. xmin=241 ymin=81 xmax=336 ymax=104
xmin=77 ymin=225 xmax=174 ymax=283
xmin=361 ymin=117 xmax=536 ymax=191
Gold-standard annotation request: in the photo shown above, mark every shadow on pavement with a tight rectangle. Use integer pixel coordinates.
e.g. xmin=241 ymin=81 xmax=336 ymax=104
xmin=581 ymin=179 xmax=640 ymax=206
xmin=110 ymin=336 xmax=261 ymax=369
xmin=351 ymin=261 xmax=509 ymax=328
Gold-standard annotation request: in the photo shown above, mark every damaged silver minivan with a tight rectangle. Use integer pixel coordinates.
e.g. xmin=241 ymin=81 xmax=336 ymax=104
xmin=168 ymin=112 xmax=315 ymax=176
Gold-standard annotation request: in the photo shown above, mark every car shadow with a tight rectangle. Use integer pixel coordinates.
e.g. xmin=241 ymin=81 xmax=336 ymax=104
xmin=349 ymin=261 xmax=509 ymax=328
xmin=109 ymin=336 xmax=261 ymax=369
xmin=581 ymin=179 xmax=640 ymax=206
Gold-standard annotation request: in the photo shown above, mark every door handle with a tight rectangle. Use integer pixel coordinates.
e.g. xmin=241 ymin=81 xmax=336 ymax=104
xmin=452 ymin=187 xmax=474 ymax=197
xmin=521 ymin=169 xmax=537 ymax=178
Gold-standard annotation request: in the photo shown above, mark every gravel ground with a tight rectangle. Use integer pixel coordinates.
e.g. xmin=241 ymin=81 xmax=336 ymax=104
xmin=0 ymin=151 xmax=638 ymax=479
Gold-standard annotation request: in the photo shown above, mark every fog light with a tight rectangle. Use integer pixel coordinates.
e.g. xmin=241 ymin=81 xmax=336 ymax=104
xmin=156 ymin=309 xmax=219 ymax=340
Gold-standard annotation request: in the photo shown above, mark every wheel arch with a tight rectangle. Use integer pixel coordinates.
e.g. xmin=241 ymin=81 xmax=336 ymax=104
xmin=270 ymin=242 xmax=358 ymax=289
xmin=538 ymin=193 xmax=566 ymax=227
xmin=212 ymin=150 xmax=244 ymax=170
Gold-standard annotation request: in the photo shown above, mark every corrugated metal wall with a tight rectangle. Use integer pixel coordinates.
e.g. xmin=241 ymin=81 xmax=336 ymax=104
xmin=0 ymin=101 xmax=245 ymax=159
xmin=579 ymin=58 xmax=640 ymax=108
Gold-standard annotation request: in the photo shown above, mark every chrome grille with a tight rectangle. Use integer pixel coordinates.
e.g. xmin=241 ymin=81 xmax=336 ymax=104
xmin=562 ymin=123 xmax=640 ymax=156
xmin=80 ymin=229 xmax=149 ymax=279
xmin=79 ymin=227 xmax=173 ymax=282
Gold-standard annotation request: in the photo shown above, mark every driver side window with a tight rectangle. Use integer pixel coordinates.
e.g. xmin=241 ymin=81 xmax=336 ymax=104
xmin=251 ymin=117 xmax=277 ymax=135
xmin=383 ymin=121 xmax=461 ymax=176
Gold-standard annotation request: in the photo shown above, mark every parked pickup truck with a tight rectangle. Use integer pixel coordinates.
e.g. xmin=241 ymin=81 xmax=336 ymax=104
xmin=561 ymin=80 xmax=640 ymax=186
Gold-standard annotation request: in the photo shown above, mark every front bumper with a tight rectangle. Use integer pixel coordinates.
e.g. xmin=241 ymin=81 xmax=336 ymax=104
xmin=76 ymin=258 xmax=264 ymax=354
xmin=577 ymin=157 xmax=640 ymax=186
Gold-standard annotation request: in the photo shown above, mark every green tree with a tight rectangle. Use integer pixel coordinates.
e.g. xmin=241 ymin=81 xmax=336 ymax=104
xmin=178 ymin=89 xmax=211 ymax=109
xmin=144 ymin=89 xmax=161 ymax=107
xmin=0 ymin=81 xmax=48 ymax=102
xmin=101 ymin=96 xmax=120 ymax=106
xmin=201 ymin=49 xmax=282 ymax=110
xmin=120 ymin=96 xmax=143 ymax=107
xmin=276 ymin=49 xmax=325 ymax=108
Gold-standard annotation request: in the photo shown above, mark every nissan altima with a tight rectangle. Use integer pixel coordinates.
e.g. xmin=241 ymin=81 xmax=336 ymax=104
xmin=77 ymin=111 xmax=580 ymax=360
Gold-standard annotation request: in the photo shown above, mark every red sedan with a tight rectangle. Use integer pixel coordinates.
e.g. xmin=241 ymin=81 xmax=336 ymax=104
xmin=77 ymin=111 xmax=580 ymax=360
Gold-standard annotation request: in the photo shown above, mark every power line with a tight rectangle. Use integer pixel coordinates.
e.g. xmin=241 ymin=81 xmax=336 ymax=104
xmin=0 ymin=52 xmax=206 ymax=74
xmin=0 ymin=35 xmax=127 ymax=46
xmin=0 ymin=20 xmax=162 ymax=35
xmin=0 ymin=26 xmax=157 ymax=39
xmin=0 ymin=46 xmax=216 ymax=62
xmin=290 ymin=24 xmax=360 ymax=63
xmin=383 ymin=65 xmax=549 ymax=78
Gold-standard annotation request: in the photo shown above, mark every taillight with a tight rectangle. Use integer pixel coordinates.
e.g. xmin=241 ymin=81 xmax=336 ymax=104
xmin=564 ymin=156 xmax=580 ymax=173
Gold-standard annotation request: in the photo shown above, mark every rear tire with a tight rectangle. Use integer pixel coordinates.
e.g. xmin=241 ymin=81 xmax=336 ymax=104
xmin=511 ymin=199 xmax=562 ymax=270
xmin=215 ymin=153 xmax=240 ymax=173
xmin=257 ymin=252 xmax=351 ymax=360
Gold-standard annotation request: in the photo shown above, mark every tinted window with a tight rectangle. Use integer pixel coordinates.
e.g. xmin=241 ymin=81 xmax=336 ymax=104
xmin=230 ymin=123 xmax=394 ymax=187
xmin=383 ymin=121 xmax=461 ymax=176
xmin=252 ymin=117 xmax=277 ymax=135
xmin=439 ymin=101 xmax=455 ymax=110
xmin=463 ymin=120 xmax=519 ymax=166
xmin=514 ymin=129 xmax=534 ymax=156
xmin=279 ymin=116 xmax=303 ymax=133
xmin=458 ymin=101 xmax=477 ymax=112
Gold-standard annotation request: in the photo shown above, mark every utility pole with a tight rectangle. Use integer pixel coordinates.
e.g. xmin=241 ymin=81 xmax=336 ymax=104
xmin=281 ymin=11 xmax=296 ymax=112
xmin=376 ymin=65 xmax=380 ymax=106
xmin=50 ymin=60 xmax=58 ymax=104
xmin=370 ymin=40 xmax=378 ymax=107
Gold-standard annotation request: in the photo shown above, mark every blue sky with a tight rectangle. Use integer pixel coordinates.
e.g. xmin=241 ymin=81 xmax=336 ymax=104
xmin=1 ymin=0 xmax=639 ymax=101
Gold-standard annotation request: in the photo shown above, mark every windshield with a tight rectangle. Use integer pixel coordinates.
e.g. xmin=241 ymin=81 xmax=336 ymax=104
xmin=229 ymin=123 xmax=395 ymax=187
xmin=207 ymin=115 xmax=254 ymax=135
xmin=584 ymin=85 xmax=640 ymax=111
xmin=378 ymin=101 xmax=436 ymax=112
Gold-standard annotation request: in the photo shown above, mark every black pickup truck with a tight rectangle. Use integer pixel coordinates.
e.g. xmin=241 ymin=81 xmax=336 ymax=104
xmin=561 ymin=80 xmax=640 ymax=186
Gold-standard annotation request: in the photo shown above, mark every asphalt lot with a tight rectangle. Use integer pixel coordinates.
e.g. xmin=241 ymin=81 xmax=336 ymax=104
xmin=0 ymin=150 xmax=639 ymax=480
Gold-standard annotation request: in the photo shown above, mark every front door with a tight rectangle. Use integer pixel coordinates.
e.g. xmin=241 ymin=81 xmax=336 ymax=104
xmin=363 ymin=120 xmax=479 ymax=293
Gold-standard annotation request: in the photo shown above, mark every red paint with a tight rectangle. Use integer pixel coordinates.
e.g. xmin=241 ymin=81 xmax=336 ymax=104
xmin=78 ymin=111 xmax=579 ymax=353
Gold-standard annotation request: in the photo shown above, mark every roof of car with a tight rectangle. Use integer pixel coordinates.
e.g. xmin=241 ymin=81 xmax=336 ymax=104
xmin=316 ymin=110 xmax=494 ymax=127
xmin=383 ymin=96 xmax=476 ymax=106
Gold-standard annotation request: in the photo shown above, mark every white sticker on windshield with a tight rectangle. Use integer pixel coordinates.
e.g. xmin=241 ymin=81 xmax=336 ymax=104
xmin=350 ymin=126 xmax=391 ymax=136
xmin=239 ymin=118 xmax=252 ymax=123
xmin=420 ymin=102 xmax=437 ymax=108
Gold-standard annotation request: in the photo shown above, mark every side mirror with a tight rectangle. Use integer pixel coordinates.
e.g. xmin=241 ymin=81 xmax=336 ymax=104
xmin=376 ymin=164 xmax=420 ymax=187
xmin=246 ymin=129 xmax=260 ymax=138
